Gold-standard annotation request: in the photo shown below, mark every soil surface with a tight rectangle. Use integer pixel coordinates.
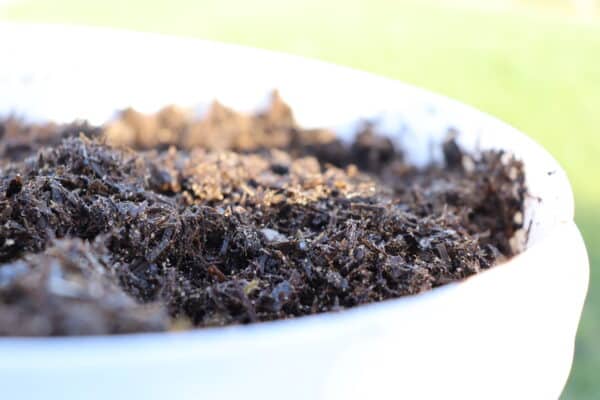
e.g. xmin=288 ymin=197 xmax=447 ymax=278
xmin=0 ymin=93 xmax=526 ymax=336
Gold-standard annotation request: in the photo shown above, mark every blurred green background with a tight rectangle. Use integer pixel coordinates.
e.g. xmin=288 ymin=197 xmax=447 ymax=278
xmin=1 ymin=0 xmax=598 ymax=397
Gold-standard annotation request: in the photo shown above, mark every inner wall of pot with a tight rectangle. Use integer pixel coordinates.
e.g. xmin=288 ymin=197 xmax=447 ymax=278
xmin=0 ymin=23 xmax=574 ymax=253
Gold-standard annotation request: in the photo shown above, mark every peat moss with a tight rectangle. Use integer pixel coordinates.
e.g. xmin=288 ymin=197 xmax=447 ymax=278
xmin=0 ymin=93 xmax=526 ymax=336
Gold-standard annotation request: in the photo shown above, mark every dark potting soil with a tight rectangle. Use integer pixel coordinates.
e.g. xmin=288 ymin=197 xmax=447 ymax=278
xmin=0 ymin=93 xmax=526 ymax=336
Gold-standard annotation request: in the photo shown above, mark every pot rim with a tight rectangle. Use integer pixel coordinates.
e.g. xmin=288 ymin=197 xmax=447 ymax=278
xmin=0 ymin=23 xmax=587 ymax=357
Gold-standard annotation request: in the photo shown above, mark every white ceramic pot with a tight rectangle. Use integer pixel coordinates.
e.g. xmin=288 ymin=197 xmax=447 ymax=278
xmin=0 ymin=23 xmax=589 ymax=400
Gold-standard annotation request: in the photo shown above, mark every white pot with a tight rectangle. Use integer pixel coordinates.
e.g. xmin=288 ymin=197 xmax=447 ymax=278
xmin=0 ymin=23 xmax=589 ymax=400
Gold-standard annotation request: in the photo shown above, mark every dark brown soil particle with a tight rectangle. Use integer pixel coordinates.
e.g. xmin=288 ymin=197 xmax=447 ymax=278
xmin=0 ymin=93 xmax=526 ymax=336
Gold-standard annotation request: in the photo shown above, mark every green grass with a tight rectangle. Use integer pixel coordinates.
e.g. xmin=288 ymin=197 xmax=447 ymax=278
xmin=2 ymin=0 xmax=599 ymax=397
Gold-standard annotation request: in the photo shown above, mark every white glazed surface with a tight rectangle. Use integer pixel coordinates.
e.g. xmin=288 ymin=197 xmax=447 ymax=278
xmin=0 ymin=23 xmax=589 ymax=400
